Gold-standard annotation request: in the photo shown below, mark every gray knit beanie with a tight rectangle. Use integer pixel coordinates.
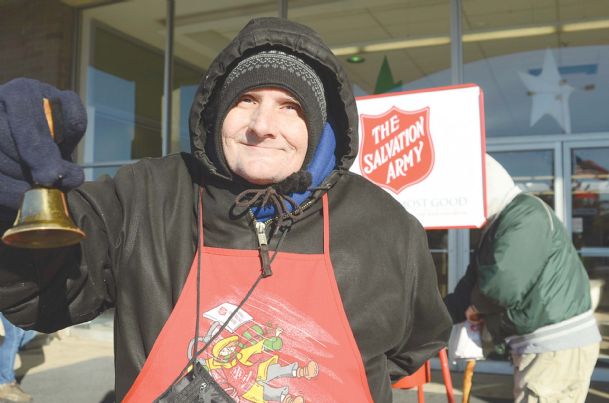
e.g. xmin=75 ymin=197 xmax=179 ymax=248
xmin=214 ymin=50 xmax=327 ymax=174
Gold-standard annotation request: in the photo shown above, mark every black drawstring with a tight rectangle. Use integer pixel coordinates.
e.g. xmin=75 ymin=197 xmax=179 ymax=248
xmin=193 ymin=187 xmax=203 ymax=376
xmin=235 ymin=186 xmax=302 ymax=228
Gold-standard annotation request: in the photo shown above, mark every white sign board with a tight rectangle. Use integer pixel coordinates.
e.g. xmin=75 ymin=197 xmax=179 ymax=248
xmin=352 ymin=84 xmax=486 ymax=229
xmin=203 ymin=303 xmax=253 ymax=333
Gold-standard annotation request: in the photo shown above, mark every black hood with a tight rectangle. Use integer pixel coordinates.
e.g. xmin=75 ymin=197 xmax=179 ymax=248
xmin=188 ymin=17 xmax=359 ymax=183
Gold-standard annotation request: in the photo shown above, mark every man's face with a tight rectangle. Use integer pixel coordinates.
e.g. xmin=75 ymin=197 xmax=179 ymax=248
xmin=221 ymin=87 xmax=308 ymax=185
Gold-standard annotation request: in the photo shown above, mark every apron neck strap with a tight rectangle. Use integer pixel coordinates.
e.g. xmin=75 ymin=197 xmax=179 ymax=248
xmin=322 ymin=193 xmax=330 ymax=254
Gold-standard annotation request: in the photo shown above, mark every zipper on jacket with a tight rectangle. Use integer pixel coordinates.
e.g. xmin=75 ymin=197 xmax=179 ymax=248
xmin=248 ymin=195 xmax=321 ymax=277
xmin=255 ymin=221 xmax=273 ymax=277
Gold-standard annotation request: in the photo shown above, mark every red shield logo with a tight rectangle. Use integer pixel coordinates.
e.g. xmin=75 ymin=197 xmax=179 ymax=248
xmin=359 ymin=106 xmax=434 ymax=193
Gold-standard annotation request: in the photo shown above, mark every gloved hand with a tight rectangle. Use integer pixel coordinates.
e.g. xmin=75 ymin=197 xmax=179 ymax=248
xmin=0 ymin=78 xmax=87 ymax=219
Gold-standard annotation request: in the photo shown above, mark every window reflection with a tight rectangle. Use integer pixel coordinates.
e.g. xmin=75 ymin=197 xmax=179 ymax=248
xmin=462 ymin=0 xmax=609 ymax=137
xmin=86 ymin=24 xmax=200 ymax=164
xmin=86 ymin=67 xmax=135 ymax=163
xmin=573 ymin=148 xmax=609 ymax=362
xmin=492 ymin=150 xmax=555 ymax=208
xmin=572 ymin=148 xmax=609 ymax=249
xmin=89 ymin=25 xmax=163 ymax=160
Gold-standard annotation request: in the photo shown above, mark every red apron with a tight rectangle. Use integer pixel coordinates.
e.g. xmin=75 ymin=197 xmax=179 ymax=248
xmin=124 ymin=195 xmax=373 ymax=402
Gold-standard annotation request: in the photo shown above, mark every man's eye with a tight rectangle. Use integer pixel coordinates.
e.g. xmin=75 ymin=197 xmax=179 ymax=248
xmin=237 ymin=95 xmax=255 ymax=105
xmin=284 ymin=102 xmax=302 ymax=112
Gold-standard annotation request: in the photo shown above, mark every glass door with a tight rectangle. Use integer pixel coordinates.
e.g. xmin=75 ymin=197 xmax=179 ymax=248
xmin=488 ymin=147 xmax=560 ymax=207
xmin=564 ymin=141 xmax=609 ymax=364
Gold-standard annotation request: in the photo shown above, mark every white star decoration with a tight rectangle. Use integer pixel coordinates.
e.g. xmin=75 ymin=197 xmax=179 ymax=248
xmin=519 ymin=49 xmax=574 ymax=133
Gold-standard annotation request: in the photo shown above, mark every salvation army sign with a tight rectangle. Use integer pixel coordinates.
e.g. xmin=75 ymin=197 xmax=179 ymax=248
xmin=352 ymin=84 xmax=486 ymax=229
xmin=360 ymin=107 xmax=434 ymax=193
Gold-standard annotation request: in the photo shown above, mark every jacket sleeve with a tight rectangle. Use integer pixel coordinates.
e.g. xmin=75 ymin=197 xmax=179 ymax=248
xmin=387 ymin=218 xmax=452 ymax=377
xmin=474 ymin=199 xmax=553 ymax=310
xmin=0 ymin=174 xmax=123 ymax=332
xmin=443 ymin=263 xmax=476 ymax=323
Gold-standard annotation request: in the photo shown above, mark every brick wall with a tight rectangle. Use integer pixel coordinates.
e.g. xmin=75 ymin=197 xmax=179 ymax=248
xmin=0 ymin=0 xmax=77 ymax=90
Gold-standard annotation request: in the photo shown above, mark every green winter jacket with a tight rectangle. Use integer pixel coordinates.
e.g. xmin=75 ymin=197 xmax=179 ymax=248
xmin=447 ymin=193 xmax=592 ymax=345
xmin=477 ymin=193 xmax=591 ymax=338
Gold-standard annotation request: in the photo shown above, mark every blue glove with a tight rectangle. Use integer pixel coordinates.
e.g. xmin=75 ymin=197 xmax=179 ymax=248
xmin=0 ymin=78 xmax=86 ymax=219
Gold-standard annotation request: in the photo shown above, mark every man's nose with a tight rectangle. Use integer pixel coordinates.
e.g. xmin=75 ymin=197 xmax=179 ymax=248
xmin=248 ymin=103 xmax=276 ymax=138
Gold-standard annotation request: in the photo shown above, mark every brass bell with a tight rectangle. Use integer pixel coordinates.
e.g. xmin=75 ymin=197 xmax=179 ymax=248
xmin=1 ymin=98 xmax=85 ymax=248
xmin=1 ymin=187 xmax=85 ymax=248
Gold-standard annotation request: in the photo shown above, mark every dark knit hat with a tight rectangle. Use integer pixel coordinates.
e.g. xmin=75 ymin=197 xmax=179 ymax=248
xmin=214 ymin=50 xmax=327 ymax=174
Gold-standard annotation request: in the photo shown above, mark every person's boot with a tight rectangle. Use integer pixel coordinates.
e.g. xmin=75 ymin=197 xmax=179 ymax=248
xmin=283 ymin=395 xmax=304 ymax=403
xmin=296 ymin=360 xmax=319 ymax=380
xmin=0 ymin=382 xmax=33 ymax=402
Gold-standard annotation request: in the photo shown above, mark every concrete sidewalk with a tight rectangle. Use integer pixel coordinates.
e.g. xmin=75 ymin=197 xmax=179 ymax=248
xmin=13 ymin=332 xmax=114 ymax=403
xmin=6 ymin=312 xmax=609 ymax=402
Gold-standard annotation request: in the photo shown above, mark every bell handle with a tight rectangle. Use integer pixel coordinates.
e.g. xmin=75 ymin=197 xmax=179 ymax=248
xmin=43 ymin=98 xmax=56 ymax=140
xmin=30 ymin=97 xmax=58 ymax=190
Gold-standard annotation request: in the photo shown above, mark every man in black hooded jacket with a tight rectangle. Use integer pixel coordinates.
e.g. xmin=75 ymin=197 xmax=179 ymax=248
xmin=0 ymin=17 xmax=451 ymax=402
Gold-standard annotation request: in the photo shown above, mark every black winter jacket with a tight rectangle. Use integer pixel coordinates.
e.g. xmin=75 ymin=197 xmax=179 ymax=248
xmin=0 ymin=17 xmax=451 ymax=402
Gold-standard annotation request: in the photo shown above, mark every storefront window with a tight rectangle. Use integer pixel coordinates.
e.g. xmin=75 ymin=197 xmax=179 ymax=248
xmin=462 ymin=0 xmax=609 ymax=137
xmin=568 ymin=146 xmax=609 ymax=360
xmin=494 ymin=150 xmax=555 ymax=206
xmin=81 ymin=4 xmax=201 ymax=179
xmin=428 ymin=230 xmax=449 ymax=297
xmin=571 ymin=147 xmax=609 ymax=249
xmin=89 ymin=25 xmax=163 ymax=160
xmin=87 ymin=23 xmax=200 ymax=159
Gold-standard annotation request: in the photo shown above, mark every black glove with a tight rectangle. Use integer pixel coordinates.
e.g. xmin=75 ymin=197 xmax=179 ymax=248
xmin=0 ymin=78 xmax=87 ymax=220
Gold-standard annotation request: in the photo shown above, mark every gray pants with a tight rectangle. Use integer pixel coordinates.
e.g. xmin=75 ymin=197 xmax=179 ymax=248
xmin=512 ymin=343 xmax=599 ymax=403
xmin=261 ymin=362 xmax=298 ymax=401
